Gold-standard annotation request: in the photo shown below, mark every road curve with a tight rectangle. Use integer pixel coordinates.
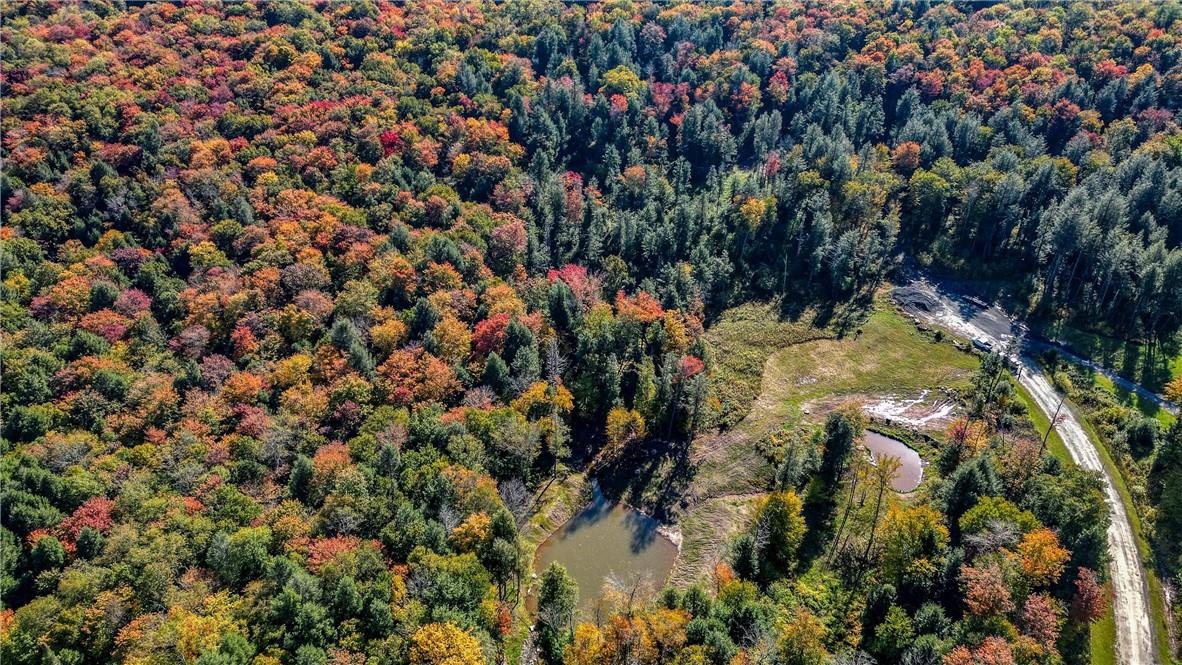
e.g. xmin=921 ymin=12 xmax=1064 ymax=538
xmin=894 ymin=279 xmax=1157 ymax=665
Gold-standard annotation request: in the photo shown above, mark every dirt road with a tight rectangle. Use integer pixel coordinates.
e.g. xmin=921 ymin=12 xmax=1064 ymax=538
xmin=894 ymin=279 xmax=1157 ymax=665
xmin=892 ymin=281 xmax=1177 ymax=416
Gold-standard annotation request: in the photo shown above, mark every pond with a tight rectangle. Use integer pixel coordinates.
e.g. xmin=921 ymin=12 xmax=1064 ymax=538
xmin=531 ymin=483 xmax=678 ymax=619
xmin=862 ymin=431 xmax=924 ymax=492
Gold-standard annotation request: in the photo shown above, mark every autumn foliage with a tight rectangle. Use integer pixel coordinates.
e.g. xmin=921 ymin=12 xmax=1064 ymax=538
xmin=2 ymin=1 xmax=1169 ymax=663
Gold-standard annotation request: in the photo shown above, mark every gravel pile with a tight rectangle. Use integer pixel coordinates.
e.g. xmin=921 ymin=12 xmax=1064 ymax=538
xmin=891 ymin=285 xmax=942 ymax=314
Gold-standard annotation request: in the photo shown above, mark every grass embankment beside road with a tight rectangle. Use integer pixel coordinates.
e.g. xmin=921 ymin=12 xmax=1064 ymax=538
xmin=1013 ymin=379 xmax=1173 ymax=665
xmin=1043 ymin=321 xmax=1181 ymax=396
xmin=1012 ymin=381 xmax=1073 ymax=471
xmin=1089 ymin=602 xmax=1119 ymax=665
xmin=1012 ymin=383 xmax=1117 ymax=665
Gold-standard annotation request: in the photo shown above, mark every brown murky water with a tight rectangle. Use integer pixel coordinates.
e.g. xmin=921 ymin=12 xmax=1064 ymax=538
xmin=862 ymin=431 xmax=923 ymax=492
xmin=531 ymin=485 xmax=678 ymax=619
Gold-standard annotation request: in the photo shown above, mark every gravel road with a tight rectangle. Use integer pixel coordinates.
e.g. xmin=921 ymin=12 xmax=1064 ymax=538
xmin=894 ymin=278 xmax=1157 ymax=665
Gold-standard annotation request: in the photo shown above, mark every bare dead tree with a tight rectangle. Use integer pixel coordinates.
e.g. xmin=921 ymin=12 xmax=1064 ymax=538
xmin=499 ymin=478 xmax=532 ymax=527
xmin=603 ymin=570 xmax=654 ymax=619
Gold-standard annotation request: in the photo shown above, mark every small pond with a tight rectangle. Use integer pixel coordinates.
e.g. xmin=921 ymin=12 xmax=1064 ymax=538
xmin=531 ymin=484 xmax=678 ymax=618
xmin=862 ymin=431 xmax=924 ymax=492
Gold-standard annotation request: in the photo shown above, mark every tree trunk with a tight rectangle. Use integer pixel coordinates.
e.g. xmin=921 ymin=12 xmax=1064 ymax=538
xmin=827 ymin=461 xmax=862 ymax=564
xmin=849 ymin=463 xmax=894 ymax=594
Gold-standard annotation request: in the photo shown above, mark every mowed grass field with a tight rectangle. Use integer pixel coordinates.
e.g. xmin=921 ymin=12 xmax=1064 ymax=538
xmin=672 ymin=299 xmax=978 ymax=586
xmin=702 ymin=302 xmax=837 ymax=431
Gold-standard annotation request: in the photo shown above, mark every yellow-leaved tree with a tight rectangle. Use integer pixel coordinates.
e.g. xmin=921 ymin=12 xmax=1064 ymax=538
xmin=1017 ymin=528 xmax=1070 ymax=587
xmin=409 ymin=622 xmax=483 ymax=665
xmin=598 ymin=407 xmax=646 ymax=468
xmin=564 ymin=624 xmax=605 ymax=665
xmin=1165 ymin=374 xmax=1182 ymax=403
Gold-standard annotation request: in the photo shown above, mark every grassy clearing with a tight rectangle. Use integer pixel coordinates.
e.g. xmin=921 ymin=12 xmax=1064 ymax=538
xmin=749 ymin=305 xmax=978 ymax=429
xmin=687 ymin=429 xmax=776 ymax=501
xmin=676 ymin=301 xmax=979 ymax=584
xmin=703 ymin=302 xmax=836 ymax=430
xmin=693 ymin=304 xmax=976 ymax=502
xmin=1044 ymin=321 xmax=1180 ymax=393
xmin=670 ymin=494 xmax=760 ymax=588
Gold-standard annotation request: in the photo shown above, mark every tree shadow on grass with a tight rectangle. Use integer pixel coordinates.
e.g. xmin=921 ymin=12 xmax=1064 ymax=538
xmin=801 ymin=289 xmax=876 ymax=339
xmin=1141 ymin=335 xmax=1178 ymax=392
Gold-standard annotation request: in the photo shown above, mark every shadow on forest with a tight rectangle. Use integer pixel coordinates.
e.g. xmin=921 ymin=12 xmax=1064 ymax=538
xmin=1113 ymin=334 xmax=1176 ymax=392
xmin=798 ymin=481 xmax=838 ymax=570
xmin=596 ymin=435 xmax=698 ymax=523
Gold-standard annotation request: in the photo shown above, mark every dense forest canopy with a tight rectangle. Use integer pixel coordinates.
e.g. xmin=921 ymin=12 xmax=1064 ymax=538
xmin=2 ymin=1 xmax=1181 ymax=665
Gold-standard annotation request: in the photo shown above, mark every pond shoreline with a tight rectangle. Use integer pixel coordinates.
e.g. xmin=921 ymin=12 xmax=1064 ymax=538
xmin=530 ymin=477 xmax=685 ymax=554
xmin=526 ymin=479 xmax=681 ymax=618
xmin=861 ymin=429 xmax=926 ymax=493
